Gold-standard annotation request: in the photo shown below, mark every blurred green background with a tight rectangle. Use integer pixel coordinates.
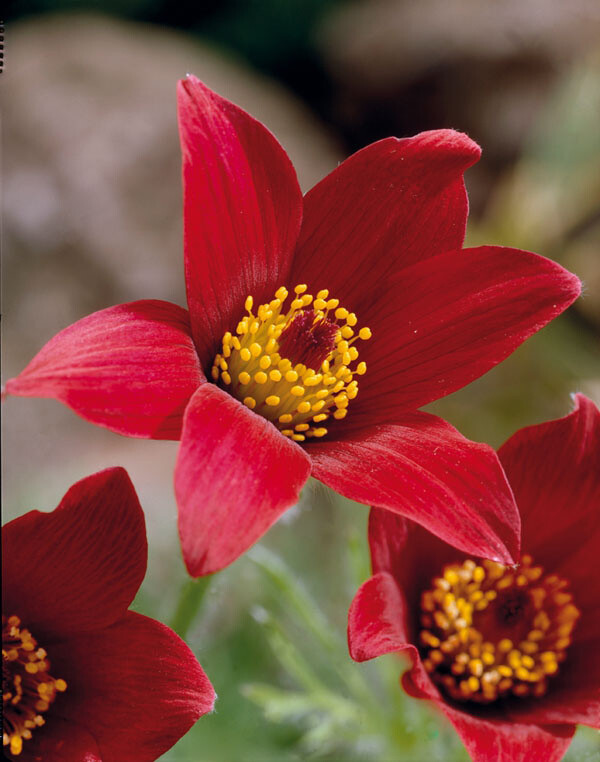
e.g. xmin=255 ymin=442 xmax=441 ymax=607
xmin=3 ymin=1 xmax=600 ymax=760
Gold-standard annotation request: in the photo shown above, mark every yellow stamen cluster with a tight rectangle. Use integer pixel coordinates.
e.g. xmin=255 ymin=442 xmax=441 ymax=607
xmin=419 ymin=555 xmax=579 ymax=704
xmin=211 ymin=285 xmax=371 ymax=442
xmin=2 ymin=615 xmax=67 ymax=756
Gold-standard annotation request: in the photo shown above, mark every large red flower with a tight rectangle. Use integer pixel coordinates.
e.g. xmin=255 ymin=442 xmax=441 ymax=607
xmin=5 ymin=76 xmax=580 ymax=576
xmin=2 ymin=468 xmax=215 ymax=761
xmin=348 ymin=394 xmax=600 ymax=762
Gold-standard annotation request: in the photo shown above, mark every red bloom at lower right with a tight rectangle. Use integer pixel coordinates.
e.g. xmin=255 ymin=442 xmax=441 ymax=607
xmin=348 ymin=394 xmax=600 ymax=762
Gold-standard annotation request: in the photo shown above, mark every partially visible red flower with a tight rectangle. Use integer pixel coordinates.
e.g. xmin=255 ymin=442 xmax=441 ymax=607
xmin=5 ymin=76 xmax=581 ymax=576
xmin=348 ymin=394 xmax=600 ymax=762
xmin=2 ymin=468 xmax=215 ymax=761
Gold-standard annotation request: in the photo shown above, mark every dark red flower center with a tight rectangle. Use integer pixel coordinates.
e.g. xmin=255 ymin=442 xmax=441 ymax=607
xmin=211 ymin=284 xmax=371 ymax=442
xmin=497 ymin=590 xmax=529 ymax=626
xmin=277 ymin=310 xmax=339 ymax=369
xmin=2 ymin=615 xmax=67 ymax=756
xmin=418 ymin=555 xmax=579 ymax=704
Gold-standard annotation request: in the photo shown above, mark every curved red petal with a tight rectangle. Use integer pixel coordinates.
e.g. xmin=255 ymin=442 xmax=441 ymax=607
xmin=50 ymin=612 xmax=215 ymax=762
xmin=496 ymin=395 xmax=600 ymax=729
xmin=347 ymin=246 xmax=581 ymax=423
xmin=178 ymin=76 xmax=303 ymax=365
xmin=2 ymin=468 xmax=146 ymax=639
xmin=4 ymin=300 xmax=202 ymax=440
xmin=368 ymin=508 xmax=468 ymax=640
xmin=9 ymin=717 xmax=102 ymax=762
xmin=499 ymin=394 xmax=600 ymax=604
xmin=401 ymin=655 xmax=444 ymax=701
xmin=346 ymin=570 xmax=441 ymax=699
xmin=440 ymin=703 xmax=575 ymax=762
xmin=348 ymin=572 xmax=411 ymax=662
xmin=175 ymin=384 xmax=311 ymax=576
xmin=291 ymin=130 xmax=479 ymax=311
xmin=368 ymin=512 xmax=600 ymax=726
xmin=309 ymin=412 xmax=520 ymax=564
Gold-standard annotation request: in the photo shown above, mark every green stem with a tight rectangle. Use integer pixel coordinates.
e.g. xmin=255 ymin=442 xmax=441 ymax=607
xmin=170 ymin=575 xmax=213 ymax=639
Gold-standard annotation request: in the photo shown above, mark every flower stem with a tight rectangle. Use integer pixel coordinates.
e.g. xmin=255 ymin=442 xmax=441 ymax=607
xmin=170 ymin=575 xmax=213 ymax=639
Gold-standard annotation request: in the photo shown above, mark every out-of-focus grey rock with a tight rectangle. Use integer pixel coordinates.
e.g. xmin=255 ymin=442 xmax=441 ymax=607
xmin=318 ymin=0 xmax=600 ymax=205
xmin=321 ymin=0 xmax=600 ymax=88
xmin=2 ymin=14 xmax=340 ymax=571
xmin=3 ymin=12 xmax=342 ymax=371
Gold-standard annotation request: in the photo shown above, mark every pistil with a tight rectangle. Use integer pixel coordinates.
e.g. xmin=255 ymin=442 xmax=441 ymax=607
xmin=418 ymin=556 xmax=579 ymax=704
xmin=2 ymin=615 xmax=67 ymax=755
xmin=211 ymin=285 xmax=371 ymax=441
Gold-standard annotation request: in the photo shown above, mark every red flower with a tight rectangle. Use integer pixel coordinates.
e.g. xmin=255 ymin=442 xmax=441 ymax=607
xmin=348 ymin=394 xmax=600 ymax=762
xmin=5 ymin=76 xmax=580 ymax=576
xmin=2 ymin=468 xmax=215 ymax=761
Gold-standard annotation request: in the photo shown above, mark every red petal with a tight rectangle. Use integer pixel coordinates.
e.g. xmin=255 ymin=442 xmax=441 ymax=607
xmin=346 ymin=245 xmax=581 ymax=423
xmin=400 ymin=657 xmax=444 ymax=701
xmin=347 ymin=572 xmax=412 ymax=662
xmin=178 ymin=76 xmax=303 ymax=364
xmin=5 ymin=300 xmax=202 ymax=439
xmin=291 ymin=130 xmax=479 ymax=310
xmin=348 ymin=519 xmax=580 ymax=754
xmin=499 ymin=394 xmax=600 ymax=605
xmin=51 ymin=611 xmax=215 ymax=761
xmin=368 ymin=508 xmax=468 ymax=639
xmin=440 ymin=703 xmax=575 ymax=762
xmin=308 ymin=412 xmax=520 ymax=563
xmin=365 ymin=511 xmax=591 ymax=722
xmin=10 ymin=717 xmax=101 ymax=762
xmin=2 ymin=468 xmax=146 ymax=640
xmin=497 ymin=395 xmax=600 ymax=728
xmin=175 ymin=384 xmax=311 ymax=576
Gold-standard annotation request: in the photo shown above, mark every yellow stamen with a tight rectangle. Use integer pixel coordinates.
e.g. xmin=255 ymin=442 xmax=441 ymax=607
xmin=2 ymin=616 xmax=66 ymax=755
xmin=211 ymin=284 xmax=372 ymax=441
xmin=418 ymin=556 xmax=579 ymax=704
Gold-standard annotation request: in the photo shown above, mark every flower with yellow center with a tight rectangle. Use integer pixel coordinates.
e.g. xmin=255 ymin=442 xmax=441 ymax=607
xmin=2 ymin=616 xmax=67 ymax=756
xmin=418 ymin=555 xmax=579 ymax=704
xmin=5 ymin=76 xmax=581 ymax=578
xmin=348 ymin=395 xmax=600 ymax=762
xmin=2 ymin=468 xmax=215 ymax=760
xmin=211 ymin=284 xmax=371 ymax=442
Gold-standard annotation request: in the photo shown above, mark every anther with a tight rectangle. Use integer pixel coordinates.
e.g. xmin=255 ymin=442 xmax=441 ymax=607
xmin=211 ymin=284 xmax=372 ymax=441
xmin=419 ymin=556 xmax=579 ymax=704
xmin=2 ymin=616 xmax=67 ymax=755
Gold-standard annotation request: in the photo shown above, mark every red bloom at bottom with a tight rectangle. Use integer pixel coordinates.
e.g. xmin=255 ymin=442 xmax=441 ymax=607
xmin=2 ymin=468 xmax=216 ymax=761
xmin=348 ymin=395 xmax=600 ymax=762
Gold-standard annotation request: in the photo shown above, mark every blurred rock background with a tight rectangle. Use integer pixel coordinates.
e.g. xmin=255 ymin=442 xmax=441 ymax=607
xmin=2 ymin=3 xmax=599 ymax=760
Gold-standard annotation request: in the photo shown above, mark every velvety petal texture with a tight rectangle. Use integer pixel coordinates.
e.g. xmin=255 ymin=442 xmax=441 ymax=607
xmin=347 ymin=396 xmax=600 ymax=762
xmin=309 ymin=411 xmax=520 ymax=564
xmin=2 ymin=468 xmax=147 ymax=640
xmin=368 ymin=507 xmax=466 ymax=639
xmin=497 ymin=394 xmax=600 ymax=730
xmin=3 ymin=469 xmax=215 ymax=760
xmin=348 ymin=245 xmax=581 ymax=420
xmin=51 ymin=613 xmax=215 ymax=762
xmin=498 ymin=394 xmax=600 ymax=599
xmin=5 ymin=300 xmax=202 ymax=439
xmin=175 ymin=384 xmax=311 ymax=576
xmin=347 ymin=572 xmax=411 ymax=662
xmin=178 ymin=75 xmax=303 ymax=364
xmin=291 ymin=130 xmax=479 ymax=309
xmin=441 ymin=705 xmax=575 ymax=762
